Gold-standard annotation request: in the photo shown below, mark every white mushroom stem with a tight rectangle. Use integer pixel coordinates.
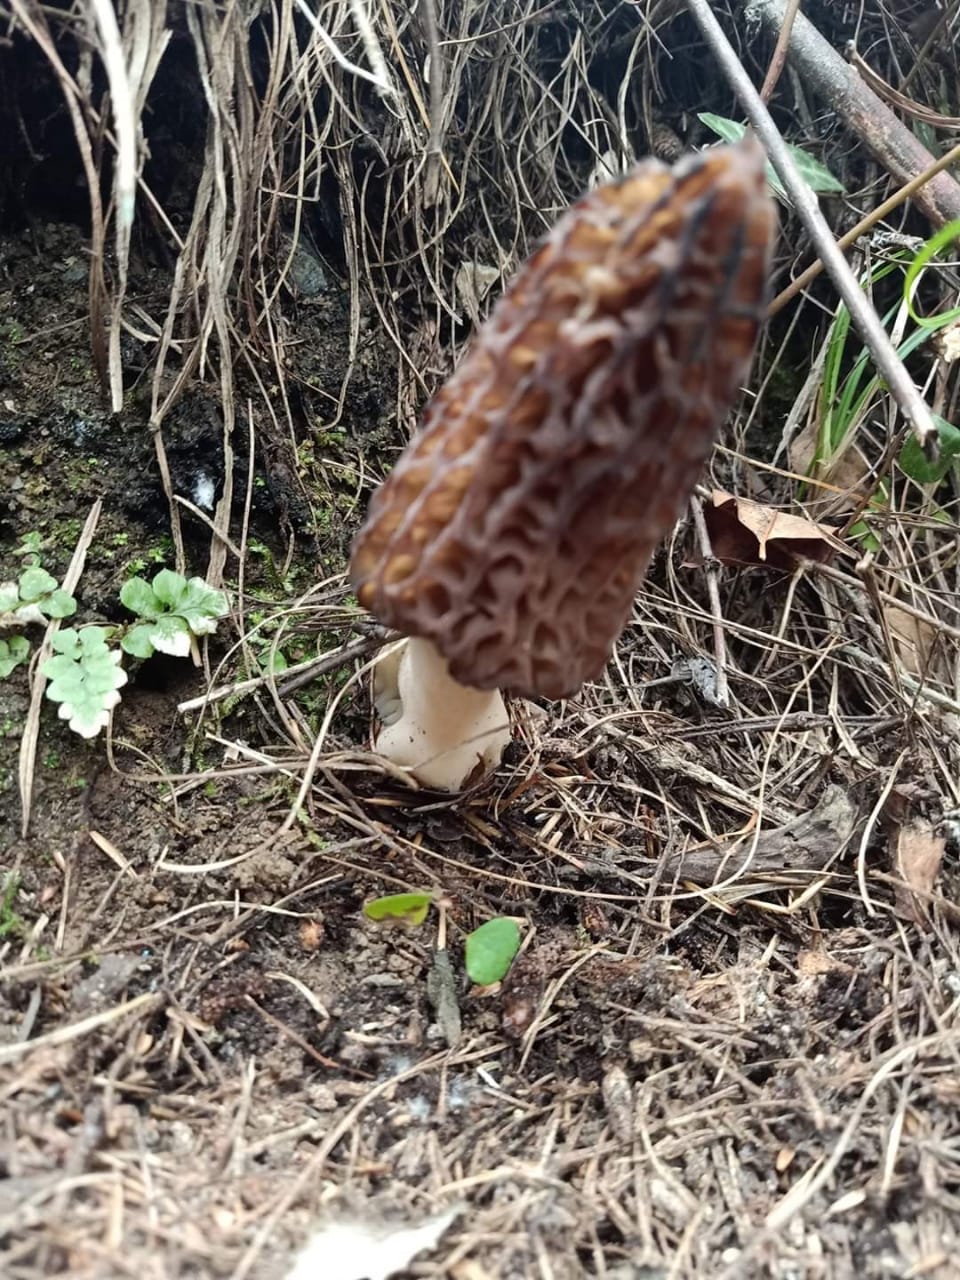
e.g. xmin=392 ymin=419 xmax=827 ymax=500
xmin=372 ymin=636 xmax=512 ymax=791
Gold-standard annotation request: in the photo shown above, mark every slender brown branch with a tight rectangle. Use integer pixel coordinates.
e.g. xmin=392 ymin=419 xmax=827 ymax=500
xmin=758 ymin=0 xmax=801 ymax=104
xmin=769 ymin=142 xmax=960 ymax=317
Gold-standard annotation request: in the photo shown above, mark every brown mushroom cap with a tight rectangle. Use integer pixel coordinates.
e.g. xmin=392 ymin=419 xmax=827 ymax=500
xmin=351 ymin=139 xmax=776 ymax=700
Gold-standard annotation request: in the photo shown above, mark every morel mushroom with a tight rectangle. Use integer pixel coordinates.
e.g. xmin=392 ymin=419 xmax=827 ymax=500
xmin=351 ymin=138 xmax=776 ymax=790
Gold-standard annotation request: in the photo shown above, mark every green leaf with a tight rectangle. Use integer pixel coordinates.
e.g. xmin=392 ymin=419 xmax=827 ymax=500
xmin=257 ymin=648 xmax=288 ymax=674
xmin=151 ymin=568 xmax=189 ymax=609
xmin=42 ymin=627 xmax=128 ymax=738
xmin=146 ymin=614 xmax=192 ymax=657
xmin=49 ymin=627 xmax=83 ymax=661
xmin=848 ymin=520 xmax=881 ymax=554
xmin=120 ymin=576 xmax=162 ymax=619
xmin=698 ymin=112 xmax=746 ymax=146
xmin=363 ymin=892 xmax=433 ymax=927
xmin=14 ymin=532 xmax=44 ymax=558
xmin=0 ymin=584 xmax=19 ymax=614
xmin=0 ymin=635 xmax=30 ymax=679
xmin=697 ymin=113 xmax=844 ymax=202
xmin=788 ymin=146 xmax=846 ymax=195
xmin=903 ymin=219 xmax=960 ymax=331
xmin=464 ymin=918 xmax=521 ymax=986
xmin=899 ymin=415 xmax=960 ymax=484
xmin=121 ymin=624 xmax=156 ymax=659
xmin=18 ymin=566 xmax=58 ymax=601
xmin=37 ymin=589 xmax=77 ymax=619
xmin=121 ymin=571 xmax=227 ymax=642
xmin=175 ymin=578 xmax=229 ymax=628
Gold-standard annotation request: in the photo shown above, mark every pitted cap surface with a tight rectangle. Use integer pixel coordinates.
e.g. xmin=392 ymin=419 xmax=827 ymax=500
xmin=351 ymin=140 xmax=776 ymax=700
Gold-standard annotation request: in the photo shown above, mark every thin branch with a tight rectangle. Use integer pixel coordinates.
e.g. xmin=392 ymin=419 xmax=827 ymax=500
xmin=769 ymin=142 xmax=960 ymax=317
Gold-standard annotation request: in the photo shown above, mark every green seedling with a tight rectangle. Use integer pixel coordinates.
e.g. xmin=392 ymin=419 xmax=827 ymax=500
xmin=43 ymin=627 xmax=128 ymax=738
xmin=0 ymin=636 xmax=30 ymax=679
xmin=698 ymin=113 xmax=845 ymax=202
xmin=0 ymin=565 xmax=76 ymax=624
xmin=120 ymin=569 xmax=228 ymax=659
xmin=362 ymin=892 xmax=523 ymax=986
xmin=464 ymin=917 xmax=521 ymax=986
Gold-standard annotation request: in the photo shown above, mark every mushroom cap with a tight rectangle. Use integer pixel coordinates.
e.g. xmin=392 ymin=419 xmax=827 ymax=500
xmin=351 ymin=139 xmax=776 ymax=700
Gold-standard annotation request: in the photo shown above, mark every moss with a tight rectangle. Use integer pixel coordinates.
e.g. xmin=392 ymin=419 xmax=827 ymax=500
xmin=0 ymin=875 xmax=25 ymax=940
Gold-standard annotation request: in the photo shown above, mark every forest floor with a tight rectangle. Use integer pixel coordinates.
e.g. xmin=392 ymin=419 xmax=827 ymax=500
xmin=3 ymin=4 xmax=960 ymax=1277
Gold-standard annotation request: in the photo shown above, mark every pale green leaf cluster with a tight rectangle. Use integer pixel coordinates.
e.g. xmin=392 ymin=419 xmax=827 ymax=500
xmin=2 ymin=555 xmax=229 ymax=741
xmin=120 ymin=569 xmax=229 ymax=659
xmin=42 ymin=627 xmax=129 ymax=738
xmin=0 ymin=565 xmax=77 ymax=626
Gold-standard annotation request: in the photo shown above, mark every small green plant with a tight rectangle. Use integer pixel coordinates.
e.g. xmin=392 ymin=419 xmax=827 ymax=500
xmin=698 ymin=113 xmax=845 ymax=202
xmin=0 ymin=636 xmax=30 ymax=679
xmin=363 ymin=891 xmax=523 ymax=987
xmin=0 ymin=875 xmax=25 ymax=940
xmin=14 ymin=532 xmax=45 ymax=558
xmin=1 ymin=555 xmax=78 ymax=677
xmin=811 ymin=221 xmax=960 ymax=538
xmin=44 ymin=627 xmax=129 ymax=737
xmin=1 ymin=551 xmax=229 ymax=740
xmin=0 ymin=565 xmax=77 ymax=624
xmin=119 ymin=569 xmax=228 ymax=659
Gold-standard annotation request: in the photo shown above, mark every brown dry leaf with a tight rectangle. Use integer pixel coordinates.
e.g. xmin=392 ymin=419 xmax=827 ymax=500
xmin=891 ymin=819 xmax=945 ymax=925
xmin=933 ymin=319 xmax=960 ymax=363
xmin=797 ymin=948 xmax=853 ymax=978
xmin=788 ymin=417 xmax=872 ymax=497
xmin=702 ymin=490 xmax=850 ymax=570
xmin=884 ymin=605 xmax=937 ymax=677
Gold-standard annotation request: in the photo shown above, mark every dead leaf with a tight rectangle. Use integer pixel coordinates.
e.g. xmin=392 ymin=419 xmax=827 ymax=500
xmin=788 ymin=417 xmax=872 ymax=496
xmin=701 ymin=490 xmax=850 ymax=570
xmin=797 ymin=948 xmax=853 ymax=979
xmin=933 ymin=320 xmax=960 ymax=364
xmin=287 ymin=1205 xmax=462 ymax=1280
xmin=891 ymin=819 xmax=945 ymax=925
xmin=883 ymin=605 xmax=937 ymax=677
xmin=668 ymin=784 xmax=859 ymax=886
xmin=453 ymin=260 xmax=500 ymax=323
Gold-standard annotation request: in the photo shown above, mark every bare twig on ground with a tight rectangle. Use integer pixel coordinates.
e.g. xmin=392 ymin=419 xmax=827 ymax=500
xmin=18 ymin=502 xmax=102 ymax=838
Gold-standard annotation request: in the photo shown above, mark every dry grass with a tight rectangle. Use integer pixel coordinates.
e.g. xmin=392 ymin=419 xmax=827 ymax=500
xmin=2 ymin=0 xmax=960 ymax=1277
